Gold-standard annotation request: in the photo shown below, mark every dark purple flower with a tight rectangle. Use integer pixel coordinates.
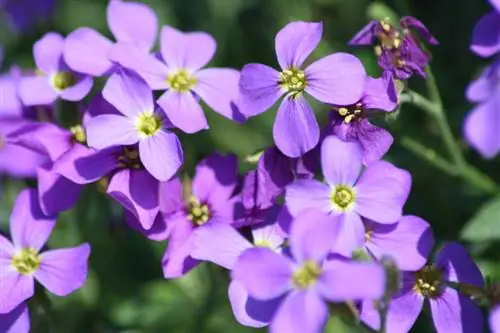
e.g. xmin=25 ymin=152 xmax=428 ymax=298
xmin=471 ymin=0 xmax=500 ymax=57
xmin=18 ymin=33 xmax=93 ymax=106
xmin=239 ymin=21 xmax=366 ymax=157
xmin=2 ymin=0 xmax=55 ymax=32
xmin=108 ymin=25 xmax=244 ymax=133
xmin=285 ymin=135 xmax=411 ymax=256
xmin=233 ymin=209 xmax=385 ymax=333
xmin=0 ymin=189 xmax=90 ymax=314
xmin=361 ymin=242 xmax=484 ymax=332
xmin=64 ymin=0 xmax=158 ymax=77
xmin=86 ymin=69 xmax=183 ymax=181
xmin=0 ymin=303 xmax=29 ymax=333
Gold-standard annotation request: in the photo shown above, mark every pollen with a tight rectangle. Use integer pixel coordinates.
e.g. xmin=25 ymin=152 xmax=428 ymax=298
xmin=11 ymin=247 xmax=41 ymax=275
xmin=336 ymin=103 xmax=363 ymax=124
xmin=254 ymin=239 xmax=273 ymax=248
xmin=118 ymin=147 xmax=142 ymax=169
xmin=187 ymin=196 xmax=211 ymax=226
xmin=292 ymin=261 xmax=322 ymax=289
xmin=413 ymin=265 xmax=443 ymax=298
xmin=136 ymin=112 xmax=162 ymax=137
xmin=70 ymin=125 xmax=86 ymax=144
xmin=331 ymin=185 xmax=356 ymax=212
xmin=51 ymin=72 xmax=77 ymax=91
xmin=279 ymin=68 xmax=306 ymax=94
xmin=167 ymin=70 xmax=197 ymax=92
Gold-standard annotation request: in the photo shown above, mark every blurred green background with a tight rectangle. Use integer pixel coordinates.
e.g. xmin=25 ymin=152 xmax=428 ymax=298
xmin=1 ymin=0 xmax=499 ymax=332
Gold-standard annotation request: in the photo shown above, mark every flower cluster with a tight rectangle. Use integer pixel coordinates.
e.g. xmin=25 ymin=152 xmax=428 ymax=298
xmin=0 ymin=1 xmax=497 ymax=332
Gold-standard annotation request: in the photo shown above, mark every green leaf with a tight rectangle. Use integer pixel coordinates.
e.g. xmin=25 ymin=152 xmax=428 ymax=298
xmin=461 ymin=196 xmax=500 ymax=241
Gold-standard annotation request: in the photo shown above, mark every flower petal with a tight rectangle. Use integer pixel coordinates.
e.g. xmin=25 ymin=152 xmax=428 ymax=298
xmin=470 ymin=12 xmax=500 ymax=58
xmin=161 ymin=217 xmax=198 ymax=278
xmin=107 ymin=0 xmax=157 ymax=50
xmin=356 ymin=120 xmax=394 ymax=165
xmin=348 ymin=21 xmax=378 ymax=45
xmin=362 ymin=75 xmax=398 ymax=112
xmin=157 ymin=90 xmax=208 ymax=133
xmin=466 ymin=63 xmax=499 ymax=103
xmin=305 ymin=53 xmax=366 ymax=105
xmin=331 ymin=213 xmax=366 ymax=257
xmin=490 ymin=306 xmax=500 ymax=333
xmin=232 ymin=247 xmax=293 ymax=300
xmin=0 ymin=303 xmax=30 ymax=333
xmin=10 ymin=189 xmax=56 ymax=251
xmin=355 ymin=161 xmax=411 ymax=224
xmin=285 ymin=179 xmax=332 ymax=216
xmin=125 ymin=211 xmax=172 ymax=241
xmin=18 ymin=76 xmax=58 ymax=106
xmin=160 ymin=25 xmax=216 ymax=70
xmin=159 ymin=177 xmax=185 ymax=216
xmin=435 ymin=242 xmax=484 ymax=286
xmin=273 ymin=95 xmax=319 ymax=158
xmin=85 ymin=114 xmax=139 ymax=150
xmin=139 ymin=130 xmax=183 ymax=181
xmin=0 ymin=269 xmax=33 ymax=314
xmin=275 ymin=21 xmax=323 ymax=69
xmin=60 ymin=75 xmax=93 ymax=102
xmin=321 ymin=135 xmax=363 ymax=186
xmin=34 ymin=32 xmax=64 ymax=75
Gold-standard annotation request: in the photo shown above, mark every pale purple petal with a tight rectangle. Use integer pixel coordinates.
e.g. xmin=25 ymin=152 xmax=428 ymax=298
xmin=362 ymin=75 xmax=398 ymax=112
xmin=273 ymin=95 xmax=319 ymax=158
xmin=321 ymin=135 xmax=363 ymax=186
xmin=63 ymin=28 xmax=113 ymax=76
xmin=491 ymin=0 xmax=500 ymax=11
xmin=35 ymin=244 xmax=90 ymax=296
xmin=0 ymin=75 xmax=22 ymax=117
xmin=356 ymin=120 xmax=394 ymax=165
xmin=275 ymin=21 xmax=323 ymax=69
xmin=157 ymin=90 xmax=208 ymax=133
xmin=319 ymin=260 xmax=385 ymax=301
xmin=355 ymin=161 xmax=411 ymax=224
xmin=125 ymin=211 xmax=172 ymax=241
xmin=435 ymin=242 xmax=484 ymax=286
xmin=159 ymin=177 xmax=185 ymax=216
xmin=107 ymin=0 xmax=157 ymax=50
xmin=0 ymin=234 xmax=15 ymax=256
xmin=490 ymin=306 xmax=500 ymax=333
xmin=85 ymin=114 xmax=139 ymax=149
xmin=161 ymin=217 xmax=197 ymax=278
xmin=0 ymin=304 xmax=30 ymax=333
xmin=160 ymin=25 xmax=216 ymax=70
xmin=466 ymin=63 xmax=498 ymax=103
xmin=332 ymin=213 xmax=365 ymax=257
xmin=232 ymin=247 xmax=293 ymax=300
xmin=348 ymin=21 xmax=378 ymax=45
xmin=464 ymin=95 xmax=500 ymax=158
xmin=239 ymin=63 xmax=283 ymax=117
xmin=305 ymin=53 xmax=366 ymax=105
xmin=0 ymin=269 xmax=33 ymax=314
xmin=270 ymin=291 xmax=327 ymax=333
xmin=34 ymin=32 xmax=64 ymax=75
xmin=285 ymin=179 xmax=332 ymax=216
xmin=470 ymin=12 xmax=500 ymax=58
xmin=251 ymin=223 xmax=286 ymax=251
xmin=18 ymin=76 xmax=58 ymax=106
xmin=60 ymin=75 xmax=93 ymax=102
xmin=10 ymin=189 xmax=56 ymax=251
xmin=139 ymin=130 xmax=183 ymax=181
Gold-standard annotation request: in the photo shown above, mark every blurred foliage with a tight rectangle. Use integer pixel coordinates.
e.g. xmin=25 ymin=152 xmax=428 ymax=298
xmin=0 ymin=0 xmax=498 ymax=332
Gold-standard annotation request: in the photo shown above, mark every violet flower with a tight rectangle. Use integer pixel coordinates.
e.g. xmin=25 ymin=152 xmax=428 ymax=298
xmin=471 ymin=0 xmax=500 ymax=57
xmin=239 ymin=21 xmax=366 ymax=157
xmin=18 ymin=32 xmax=93 ymax=106
xmin=108 ymin=25 xmax=244 ymax=133
xmin=285 ymin=135 xmax=411 ymax=256
xmin=0 ymin=304 xmax=29 ymax=333
xmin=326 ymin=73 xmax=397 ymax=164
xmin=86 ymin=69 xmax=183 ymax=181
xmin=0 ymin=189 xmax=90 ymax=314
xmin=232 ymin=209 xmax=385 ymax=333
xmin=64 ymin=0 xmax=158 ymax=77
xmin=2 ymin=0 xmax=55 ymax=32
xmin=491 ymin=306 xmax=500 ymax=333
xmin=361 ymin=242 xmax=484 ymax=332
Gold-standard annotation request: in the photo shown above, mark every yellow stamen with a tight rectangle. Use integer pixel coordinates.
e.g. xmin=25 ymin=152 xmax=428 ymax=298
xmin=70 ymin=125 xmax=86 ymax=144
xmin=279 ymin=68 xmax=306 ymax=94
xmin=136 ymin=112 xmax=162 ymax=137
xmin=12 ymin=248 xmax=41 ymax=275
xmin=292 ymin=261 xmax=322 ymax=289
xmin=167 ymin=70 xmax=197 ymax=92
xmin=331 ymin=185 xmax=356 ymax=212
xmin=51 ymin=72 xmax=76 ymax=91
xmin=413 ymin=265 xmax=443 ymax=298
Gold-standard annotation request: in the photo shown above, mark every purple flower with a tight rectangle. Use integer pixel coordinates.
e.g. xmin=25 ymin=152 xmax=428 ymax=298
xmin=326 ymin=74 xmax=397 ymax=164
xmin=463 ymin=59 xmax=500 ymax=158
xmin=350 ymin=17 xmax=438 ymax=80
xmin=160 ymin=153 xmax=240 ymax=278
xmin=18 ymin=33 xmax=93 ymax=106
xmin=0 ymin=189 xmax=90 ymax=314
xmin=0 ymin=303 xmax=29 ymax=333
xmin=64 ymin=0 xmax=158 ymax=77
xmin=491 ymin=306 xmax=500 ymax=333
xmin=86 ymin=69 xmax=183 ymax=181
xmin=471 ymin=0 xmax=500 ymax=57
xmin=361 ymin=242 xmax=484 ymax=332
xmin=232 ymin=209 xmax=385 ymax=333
xmin=239 ymin=21 xmax=366 ymax=157
xmin=285 ymin=135 xmax=411 ymax=256
xmin=2 ymin=0 xmax=55 ymax=32
xmin=109 ymin=25 xmax=244 ymax=133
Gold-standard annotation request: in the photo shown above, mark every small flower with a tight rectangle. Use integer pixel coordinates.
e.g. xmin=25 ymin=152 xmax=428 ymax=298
xmin=239 ymin=21 xmax=366 ymax=157
xmin=18 ymin=33 xmax=93 ymax=106
xmin=232 ymin=209 xmax=385 ymax=333
xmin=0 ymin=303 xmax=29 ymax=333
xmin=86 ymin=69 xmax=183 ymax=181
xmin=0 ymin=189 xmax=90 ymax=315
xmin=285 ymin=135 xmax=411 ymax=256
xmin=64 ymin=0 xmax=158 ymax=76
xmin=470 ymin=0 xmax=500 ymax=57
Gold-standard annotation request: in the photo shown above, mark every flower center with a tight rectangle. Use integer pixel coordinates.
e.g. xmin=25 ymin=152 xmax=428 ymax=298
xmin=51 ymin=72 xmax=77 ymax=91
xmin=279 ymin=68 xmax=306 ymax=94
xmin=292 ymin=261 xmax=322 ymax=289
xmin=335 ymin=102 xmax=364 ymax=124
xmin=187 ymin=196 xmax=211 ymax=226
xmin=136 ymin=113 xmax=162 ymax=137
xmin=253 ymin=239 xmax=273 ymax=248
xmin=70 ymin=125 xmax=86 ymax=144
xmin=167 ymin=70 xmax=197 ymax=93
xmin=118 ymin=147 xmax=142 ymax=169
xmin=376 ymin=19 xmax=402 ymax=50
xmin=413 ymin=265 xmax=443 ymax=298
xmin=11 ymin=248 xmax=41 ymax=275
xmin=331 ymin=185 xmax=356 ymax=211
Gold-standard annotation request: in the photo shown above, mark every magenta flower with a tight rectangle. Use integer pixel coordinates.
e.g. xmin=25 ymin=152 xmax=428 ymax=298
xmin=108 ymin=25 xmax=243 ymax=133
xmin=86 ymin=69 xmax=183 ymax=181
xmin=233 ymin=209 xmax=385 ymax=333
xmin=361 ymin=242 xmax=484 ymax=333
xmin=64 ymin=0 xmax=158 ymax=77
xmin=471 ymin=0 xmax=500 ymax=57
xmin=0 ymin=189 xmax=90 ymax=314
xmin=239 ymin=21 xmax=366 ymax=157
xmin=18 ymin=32 xmax=93 ymax=106
xmin=285 ymin=135 xmax=411 ymax=256
xmin=0 ymin=304 xmax=29 ymax=333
